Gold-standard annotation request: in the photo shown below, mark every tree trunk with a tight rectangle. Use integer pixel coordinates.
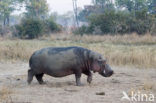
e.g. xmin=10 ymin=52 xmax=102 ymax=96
xmin=72 ymin=0 xmax=79 ymax=27
xmin=3 ymin=17 xmax=6 ymax=26
xmin=7 ymin=16 xmax=9 ymax=26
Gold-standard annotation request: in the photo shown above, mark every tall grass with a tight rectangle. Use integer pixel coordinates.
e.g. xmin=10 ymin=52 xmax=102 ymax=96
xmin=0 ymin=33 xmax=156 ymax=68
xmin=48 ymin=33 xmax=156 ymax=44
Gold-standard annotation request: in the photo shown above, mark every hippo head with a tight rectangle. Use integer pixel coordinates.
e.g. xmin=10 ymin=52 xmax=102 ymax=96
xmin=90 ymin=52 xmax=114 ymax=77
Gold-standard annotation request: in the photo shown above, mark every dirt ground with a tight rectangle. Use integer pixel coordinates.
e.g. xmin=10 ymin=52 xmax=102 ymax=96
xmin=0 ymin=62 xmax=156 ymax=103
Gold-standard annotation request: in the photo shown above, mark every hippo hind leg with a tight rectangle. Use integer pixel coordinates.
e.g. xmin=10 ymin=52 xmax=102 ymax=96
xmin=35 ymin=73 xmax=45 ymax=84
xmin=27 ymin=69 xmax=35 ymax=84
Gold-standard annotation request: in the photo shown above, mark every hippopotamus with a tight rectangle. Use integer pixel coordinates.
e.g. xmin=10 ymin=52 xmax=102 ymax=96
xmin=27 ymin=46 xmax=113 ymax=86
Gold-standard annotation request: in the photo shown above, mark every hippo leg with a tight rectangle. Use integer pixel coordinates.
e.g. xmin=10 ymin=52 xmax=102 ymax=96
xmin=83 ymin=71 xmax=92 ymax=84
xmin=87 ymin=74 xmax=92 ymax=84
xmin=35 ymin=73 xmax=45 ymax=84
xmin=27 ymin=69 xmax=35 ymax=84
xmin=75 ymin=72 xmax=82 ymax=86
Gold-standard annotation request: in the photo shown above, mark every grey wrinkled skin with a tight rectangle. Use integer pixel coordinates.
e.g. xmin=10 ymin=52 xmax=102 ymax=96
xmin=27 ymin=46 xmax=114 ymax=86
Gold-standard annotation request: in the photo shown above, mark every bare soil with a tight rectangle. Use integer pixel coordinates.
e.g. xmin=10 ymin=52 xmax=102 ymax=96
xmin=0 ymin=62 xmax=156 ymax=103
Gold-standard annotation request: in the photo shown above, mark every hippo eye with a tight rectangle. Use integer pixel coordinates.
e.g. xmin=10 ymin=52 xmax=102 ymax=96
xmin=98 ymin=57 xmax=103 ymax=61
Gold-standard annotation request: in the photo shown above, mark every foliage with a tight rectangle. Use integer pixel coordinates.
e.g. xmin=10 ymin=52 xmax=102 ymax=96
xmin=0 ymin=25 xmax=2 ymax=35
xmin=115 ymin=0 xmax=154 ymax=12
xmin=76 ymin=9 xmax=155 ymax=35
xmin=0 ymin=0 xmax=15 ymax=26
xmin=149 ymin=0 xmax=156 ymax=14
xmin=15 ymin=16 xmax=61 ymax=39
xmin=78 ymin=0 xmax=114 ymax=22
xmin=15 ymin=19 xmax=44 ymax=39
xmin=45 ymin=16 xmax=61 ymax=33
xmin=24 ymin=0 xmax=49 ymax=19
xmin=0 ymin=0 xmax=23 ymax=26
xmin=73 ymin=25 xmax=89 ymax=36
xmin=88 ymin=11 xmax=117 ymax=34
xmin=150 ymin=17 xmax=156 ymax=35
xmin=13 ymin=0 xmax=61 ymax=39
xmin=76 ymin=0 xmax=156 ymax=35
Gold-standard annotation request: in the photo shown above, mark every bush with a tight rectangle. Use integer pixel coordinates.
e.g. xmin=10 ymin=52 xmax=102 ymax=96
xmin=45 ymin=17 xmax=61 ymax=32
xmin=73 ymin=25 xmax=89 ymax=36
xmin=75 ymin=10 xmax=156 ymax=35
xmin=0 ymin=25 xmax=2 ymax=35
xmin=15 ymin=17 xmax=61 ymax=39
xmin=15 ymin=19 xmax=44 ymax=39
xmin=151 ymin=20 xmax=156 ymax=35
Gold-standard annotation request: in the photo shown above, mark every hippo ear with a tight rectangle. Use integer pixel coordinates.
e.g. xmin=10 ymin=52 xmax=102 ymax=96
xmin=92 ymin=61 xmax=101 ymax=72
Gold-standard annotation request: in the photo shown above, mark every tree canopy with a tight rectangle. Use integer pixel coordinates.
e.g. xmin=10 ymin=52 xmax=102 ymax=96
xmin=24 ymin=0 xmax=49 ymax=19
xmin=76 ymin=0 xmax=156 ymax=35
xmin=0 ymin=0 xmax=23 ymax=26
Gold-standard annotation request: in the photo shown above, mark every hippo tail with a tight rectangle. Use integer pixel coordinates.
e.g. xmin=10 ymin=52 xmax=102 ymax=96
xmin=29 ymin=55 xmax=33 ymax=69
xmin=29 ymin=52 xmax=36 ymax=69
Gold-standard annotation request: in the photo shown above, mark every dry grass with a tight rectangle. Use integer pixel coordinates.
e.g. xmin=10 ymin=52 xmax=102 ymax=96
xmin=127 ymin=81 xmax=156 ymax=99
xmin=0 ymin=33 xmax=156 ymax=68
xmin=142 ymin=79 xmax=156 ymax=91
xmin=142 ymin=82 xmax=154 ymax=91
xmin=48 ymin=33 xmax=156 ymax=44
xmin=0 ymin=87 xmax=13 ymax=103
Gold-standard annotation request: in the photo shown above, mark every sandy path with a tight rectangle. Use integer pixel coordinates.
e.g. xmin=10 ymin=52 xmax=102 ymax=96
xmin=0 ymin=63 xmax=156 ymax=103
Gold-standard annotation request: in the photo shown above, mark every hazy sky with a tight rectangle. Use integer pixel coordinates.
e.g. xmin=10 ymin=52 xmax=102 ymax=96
xmin=47 ymin=0 xmax=92 ymax=14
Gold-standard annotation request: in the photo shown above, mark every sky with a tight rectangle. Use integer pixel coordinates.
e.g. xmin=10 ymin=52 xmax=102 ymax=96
xmin=47 ymin=0 xmax=92 ymax=14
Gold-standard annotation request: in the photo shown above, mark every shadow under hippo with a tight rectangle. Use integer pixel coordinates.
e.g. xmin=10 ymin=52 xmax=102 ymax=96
xmin=27 ymin=46 xmax=114 ymax=86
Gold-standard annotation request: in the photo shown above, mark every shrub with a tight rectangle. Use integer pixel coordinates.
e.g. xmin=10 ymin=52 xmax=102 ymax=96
xmin=45 ymin=17 xmax=61 ymax=32
xmin=73 ymin=25 xmax=89 ymax=36
xmin=0 ymin=25 xmax=2 ymax=35
xmin=15 ymin=17 xmax=61 ymax=39
xmin=75 ymin=10 xmax=156 ymax=35
xmin=151 ymin=20 xmax=156 ymax=35
xmin=15 ymin=19 xmax=44 ymax=39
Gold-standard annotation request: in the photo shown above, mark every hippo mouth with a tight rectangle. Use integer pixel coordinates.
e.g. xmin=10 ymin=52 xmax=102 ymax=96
xmin=99 ymin=70 xmax=114 ymax=77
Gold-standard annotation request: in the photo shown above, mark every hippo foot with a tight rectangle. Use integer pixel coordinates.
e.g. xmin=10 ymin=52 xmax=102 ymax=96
xmin=87 ymin=76 xmax=92 ymax=84
xmin=76 ymin=83 xmax=84 ymax=86
xmin=39 ymin=81 xmax=46 ymax=85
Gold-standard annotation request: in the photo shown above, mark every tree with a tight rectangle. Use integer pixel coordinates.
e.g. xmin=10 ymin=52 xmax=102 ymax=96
xmin=24 ymin=0 xmax=49 ymax=19
xmin=116 ymin=0 xmax=133 ymax=12
xmin=78 ymin=0 xmax=114 ymax=22
xmin=153 ymin=0 xmax=156 ymax=14
xmin=56 ymin=12 xmax=74 ymax=29
xmin=0 ymin=0 xmax=23 ymax=26
xmin=148 ymin=0 xmax=156 ymax=14
xmin=72 ymin=0 xmax=79 ymax=27
xmin=0 ymin=0 xmax=15 ymax=26
xmin=116 ymin=0 xmax=149 ymax=12
xmin=92 ymin=0 xmax=108 ymax=8
xmin=15 ymin=18 xmax=44 ymax=39
xmin=92 ymin=0 xmax=114 ymax=10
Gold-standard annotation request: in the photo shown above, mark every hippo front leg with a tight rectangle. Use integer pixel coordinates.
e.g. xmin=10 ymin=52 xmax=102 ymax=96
xmin=87 ymin=73 xmax=92 ymax=84
xmin=75 ymin=73 xmax=83 ymax=86
xmin=83 ymin=71 xmax=92 ymax=84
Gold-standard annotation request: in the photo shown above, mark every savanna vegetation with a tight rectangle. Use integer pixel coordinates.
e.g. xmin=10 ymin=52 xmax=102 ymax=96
xmin=0 ymin=0 xmax=156 ymax=68
xmin=0 ymin=34 xmax=156 ymax=68
xmin=76 ymin=0 xmax=156 ymax=35
xmin=0 ymin=1 xmax=156 ymax=102
xmin=0 ymin=0 xmax=61 ymax=39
